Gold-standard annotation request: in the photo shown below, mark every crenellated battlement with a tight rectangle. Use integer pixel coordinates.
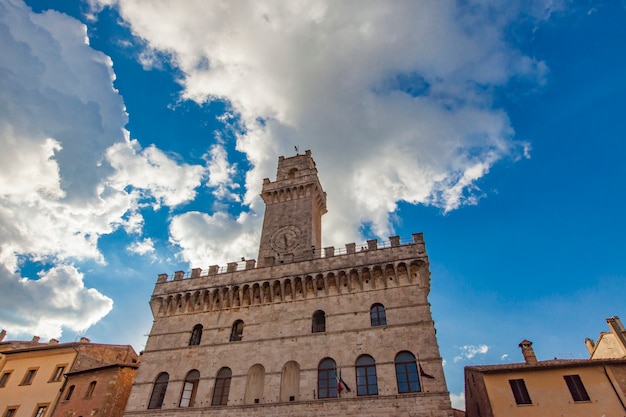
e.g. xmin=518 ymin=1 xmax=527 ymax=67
xmin=149 ymin=233 xmax=429 ymax=319
xmin=157 ymin=233 xmax=425 ymax=283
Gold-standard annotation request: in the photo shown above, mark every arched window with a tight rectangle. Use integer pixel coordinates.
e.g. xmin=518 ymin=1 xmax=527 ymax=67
xmin=211 ymin=368 xmax=232 ymax=406
xmin=312 ymin=310 xmax=326 ymax=333
xmin=370 ymin=303 xmax=387 ymax=326
xmin=355 ymin=355 xmax=378 ymax=396
xmin=148 ymin=372 xmax=169 ymax=409
xmin=230 ymin=320 xmax=244 ymax=341
xmin=189 ymin=324 xmax=202 ymax=346
xmin=395 ymin=351 xmax=420 ymax=393
xmin=179 ymin=370 xmax=200 ymax=407
xmin=85 ymin=381 xmax=96 ymax=398
xmin=64 ymin=385 xmax=75 ymax=400
xmin=317 ymin=358 xmax=337 ymax=399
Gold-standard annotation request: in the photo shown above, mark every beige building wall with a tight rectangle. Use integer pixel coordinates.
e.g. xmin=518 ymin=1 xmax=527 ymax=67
xmin=484 ymin=365 xmax=624 ymax=417
xmin=0 ymin=347 xmax=77 ymax=417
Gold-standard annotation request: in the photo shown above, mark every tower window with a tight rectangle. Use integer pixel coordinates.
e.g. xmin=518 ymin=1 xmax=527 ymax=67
xmin=189 ymin=324 xmax=203 ymax=346
xmin=509 ymin=379 xmax=532 ymax=405
xmin=230 ymin=320 xmax=244 ymax=341
xmin=370 ymin=303 xmax=387 ymax=326
xmin=564 ymin=375 xmax=590 ymax=402
xmin=356 ymin=354 xmax=378 ymax=396
xmin=395 ymin=351 xmax=420 ymax=393
xmin=179 ymin=370 xmax=200 ymax=407
xmin=212 ymin=368 xmax=232 ymax=406
xmin=317 ymin=358 xmax=337 ymax=399
xmin=312 ymin=310 xmax=326 ymax=333
xmin=148 ymin=373 xmax=169 ymax=409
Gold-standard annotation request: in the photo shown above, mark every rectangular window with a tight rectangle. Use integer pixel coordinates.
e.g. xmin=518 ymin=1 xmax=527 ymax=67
xmin=32 ymin=405 xmax=47 ymax=417
xmin=564 ymin=374 xmax=590 ymax=402
xmin=4 ymin=408 xmax=17 ymax=417
xmin=50 ymin=365 xmax=65 ymax=382
xmin=0 ymin=372 xmax=11 ymax=388
xmin=509 ymin=379 xmax=532 ymax=405
xmin=21 ymin=369 xmax=38 ymax=386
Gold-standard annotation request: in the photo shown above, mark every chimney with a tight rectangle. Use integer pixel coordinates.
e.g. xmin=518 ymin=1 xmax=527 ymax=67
xmin=584 ymin=337 xmax=595 ymax=354
xmin=0 ymin=329 xmax=6 ymax=342
xmin=48 ymin=338 xmax=59 ymax=345
xmin=519 ymin=339 xmax=538 ymax=364
xmin=30 ymin=336 xmax=40 ymax=345
xmin=79 ymin=337 xmax=91 ymax=344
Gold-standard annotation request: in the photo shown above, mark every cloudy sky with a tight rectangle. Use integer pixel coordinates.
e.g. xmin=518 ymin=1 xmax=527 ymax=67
xmin=1 ymin=0 xmax=625 ymax=408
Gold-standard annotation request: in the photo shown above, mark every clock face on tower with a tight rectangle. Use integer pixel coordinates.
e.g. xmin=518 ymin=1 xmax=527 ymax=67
xmin=271 ymin=226 xmax=301 ymax=252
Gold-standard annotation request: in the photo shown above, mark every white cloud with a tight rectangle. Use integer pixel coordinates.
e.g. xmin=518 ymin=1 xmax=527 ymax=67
xmin=106 ymin=138 xmax=205 ymax=209
xmin=450 ymin=391 xmax=465 ymax=410
xmin=501 ymin=353 xmax=509 ymax=360
xmin=169 ymin=211 xmax=261 ymax=268
xmin=0 ymin=0 xmax=205 ymax=338
xmin=127 ymin=238 xmax=155 ymax=256
xmin=93 ymin=0 xmax=546 ymax=249
xmin=205 ymin=144 xmax=241 ymax=201
xmin=0 ymin=264 xmax=113 ymax=340
xmin=454 ymin=344 xmax=489 ymax=362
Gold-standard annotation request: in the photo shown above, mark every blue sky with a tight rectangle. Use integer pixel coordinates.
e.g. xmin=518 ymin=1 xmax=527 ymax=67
xmin=1 ymin=0 xmax=625 ymax=408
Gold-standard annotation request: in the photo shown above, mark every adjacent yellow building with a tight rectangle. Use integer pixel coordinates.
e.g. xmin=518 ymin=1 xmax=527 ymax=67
xmin=465 ymin=338 xmax=626 ymax=417
xmin=0 ymin=334 xmax=137 ymax=417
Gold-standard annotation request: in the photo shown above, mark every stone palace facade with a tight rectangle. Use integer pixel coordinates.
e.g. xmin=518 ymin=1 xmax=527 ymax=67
xmin=123 ymin=151 xmax=453 ymax=416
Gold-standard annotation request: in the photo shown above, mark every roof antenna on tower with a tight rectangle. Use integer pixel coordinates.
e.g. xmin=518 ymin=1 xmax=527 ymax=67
xmin=294 ymin=146 xmax=299 ymax=154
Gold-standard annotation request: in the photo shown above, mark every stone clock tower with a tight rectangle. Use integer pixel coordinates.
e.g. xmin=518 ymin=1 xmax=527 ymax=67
xmin=257 ymin=150 xmax=327 ymax=267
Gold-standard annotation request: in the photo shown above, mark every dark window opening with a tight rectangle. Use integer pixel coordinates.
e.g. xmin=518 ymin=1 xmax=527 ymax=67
xmin=317 ymin=358 xmax=337 ymax=399
xmin=85 ymin=381 xmax=96 ymax=398
xmin=230 ymin=320 xmax=244 ymax=341
xmin=148 ymin=373 xmax=169 ymax=409
xmin=509 ymin=379 xmax=532 ymax=405
xmin=370 ymin=303 xmax=387 ymax=326
xmin=312 ymin=310 xmax=326 ymax=333
xmin=21 ymin=369 xmax=37 ymax=386
xmin=189 ymin=324 xmax=203 ymax=346
xmin=4 ymin=409 xmax=17 ymax=417
xmin=395 ymin=351 xmax=420 ymax=393
xmin=564 ymin=375 xmax=590 ymax=402
xmin=212 ymin=368 xmax=232 ymax=406
xmin=64 ymin=385 xmax=75 ymax=401
xmin=289 ymin=396 xmax=295 ymax=402
xmin=0 ymin=372 xmax=11 ymax=388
